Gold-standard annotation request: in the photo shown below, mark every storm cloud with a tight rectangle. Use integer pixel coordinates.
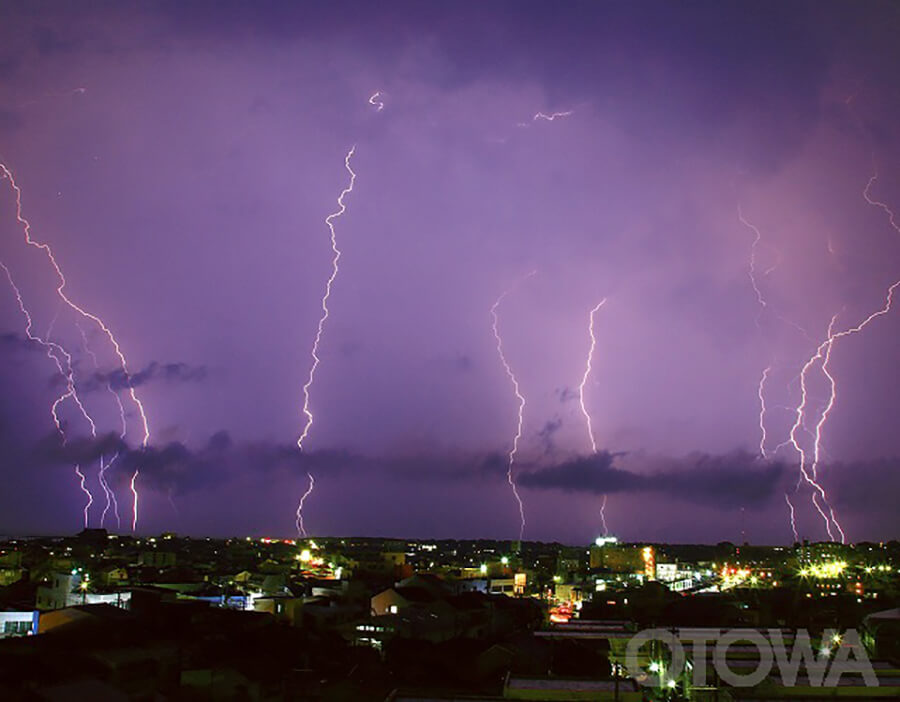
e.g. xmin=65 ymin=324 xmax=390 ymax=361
xmin=518 ymin=450 xmax=788 ymax=509
xmin=87 ymin=361 xmax=208 ymax=391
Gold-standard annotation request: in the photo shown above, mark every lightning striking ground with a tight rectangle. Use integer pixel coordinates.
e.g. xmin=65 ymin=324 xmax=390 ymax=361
xmin=490 ymin=271 xmax=536 ymax=542
xmin=787 ymin=323 xmax=844 ymax=543
xmin=0 ymin=260 xmax=97 ymax=525
xmin=599 ymin=494 xmax=609 ymax=538
xmin=296 ymin=473 xmax=316 ymax=538
xmin=295 ymin=146 xmax=357 ymax=537
xmin=784 ymin=493 xmax=799 ymax=543
xmin=1 ymin=162 xmax=150 ymax=531
xmin=737 ymin=204 xmax=839 ymax=539
xmin=578 ymin=300 xmax=610 ymax=536
xmin=78 ymin=324 xmax=124 ymax=529
xmin=783 ymin=172 xmax=900 ymax=543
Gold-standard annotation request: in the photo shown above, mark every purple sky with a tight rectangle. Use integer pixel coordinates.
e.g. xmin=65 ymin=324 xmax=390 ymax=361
xmin=1 ymin=1 xmax=899 ymax=544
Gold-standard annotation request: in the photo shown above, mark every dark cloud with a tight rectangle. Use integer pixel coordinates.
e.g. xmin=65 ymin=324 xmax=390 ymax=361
xmin=24 ymin=418 xmax=900 ymax=536
xmin=31 ymin=25 xmax=83 ymax=56
xmin=86 ymin=361 xmax=207 ymax=392
xmin=557 ymin=387 xmax=578 ymax=404
xmin=33 ymin=432 xmax=237 ymax=497
xmin=0 ymin=332 xmax=28 ymax=349
xmin=518 ymin=450 xmax=788 ymax=509
xmin=453 ymin=354 xmax=474 ymax=372
xmin=207 ymin=429 xmax=232 ymax=453
xmin=537 ymin=417 xmax=563 ymax=455
xmin=829 ymin=458 xmax=900 ymax=517
xmin=30 ymin=429 xmax=504 ymax=498
xmin=115 ymin=436 xmax=357 ymax=497
xmin=34 ymin=431 xmax=127 ymax=467
xmin=32 ymin=428 xmax=788 ymax=509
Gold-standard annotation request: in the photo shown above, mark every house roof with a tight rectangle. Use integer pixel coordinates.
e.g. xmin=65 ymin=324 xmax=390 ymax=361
xmin=393 ymin=586 xmax=438 ymax=603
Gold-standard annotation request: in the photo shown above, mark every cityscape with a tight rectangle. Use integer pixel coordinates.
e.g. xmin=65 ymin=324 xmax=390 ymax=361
xmin=0 ymin=530 xmax=898 ymax=698
xmin=2 ymin=1 xmax=900 ymax=700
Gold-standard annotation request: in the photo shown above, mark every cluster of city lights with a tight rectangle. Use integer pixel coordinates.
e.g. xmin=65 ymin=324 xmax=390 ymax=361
xmin=799 ymin=560 xmax=847 ymax=579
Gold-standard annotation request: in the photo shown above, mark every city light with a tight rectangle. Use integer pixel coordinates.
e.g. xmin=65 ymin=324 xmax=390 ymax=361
xmin=802 ymin=561 xmax=848 ymax=579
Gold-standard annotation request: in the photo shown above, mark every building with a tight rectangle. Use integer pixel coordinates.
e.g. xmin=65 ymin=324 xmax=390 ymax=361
xmin=36 ymin=572 xmax=75 ymax=611
xmin=138 ymin=551 xmax=177 ymax=568
xmin=0 ymin=610 xmax=38 ymax=638
xmin=589 ymin=543 xmax=647 ymax=574
xmin=504 ymin=676 xmax=641 ymax=701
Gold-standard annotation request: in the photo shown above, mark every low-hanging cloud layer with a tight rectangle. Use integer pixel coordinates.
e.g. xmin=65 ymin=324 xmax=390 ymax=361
xmin=1 ymin=1 xmax=899 ymax=543
xmin=21 ymin=428 xmax=900 ymax=542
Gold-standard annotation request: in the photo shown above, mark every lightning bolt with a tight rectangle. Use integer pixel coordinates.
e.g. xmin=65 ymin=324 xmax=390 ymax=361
xmin=757 ymin=366 xmax=771 ymax=458
xmin=295 ymin=146 xmax=357 ymax=536
xmin=129 ymin=470 xmax=139 ymax=531
xmin=800 ymin=282 xmax=899 ymax=540
xmin=787 ymin=323 xmax=844 ymax=543
xmin=77 ymin=324 xmax=124 ymax=530
xmin=739 ymin=207 xmax=782 ymax=462
xmin=296 ymin=473 xmax=315 ymax=538
xmin=738 ymin=205 xmax=767 ymax=326
xmin=0 ymin=261 xmax=97 ymax=526
xmin=515 ymin=110 xmax=574 ymax=129
xmin=490 ymin=271 xmax=536 ymax=542
xmin=784 ymin=172 xmax=900 ymax=543
xmin=578 ymin=300 xmax=610 ymax=536
xmin=784 ymin=493 xmax=799 ymax=543
xmin=599 ymin=494 xmax=609 ymax=538
xmin=95 ymin=456 xmax=118 ymax=529
xmin=737 ymin=208 xmax=813 ymax=346
xmin=864 ymin=173 xmax=900 ymax=235
xmin=74 ymin=467 xmax=93 ymax=526
xmin=810 ymin=335 xmax=836 ymax=481
xmin=533 ymin=110 xmax=573 ymax=122
xmin=368 ymin=91 xmax=384 ymax=112
xmin=578 ymin=300 xmax=607 ymax=454
xmin=737 ymin=205 xmax=839 ymax=541
xmin=1 ymin=162 xmax=150 ymax=531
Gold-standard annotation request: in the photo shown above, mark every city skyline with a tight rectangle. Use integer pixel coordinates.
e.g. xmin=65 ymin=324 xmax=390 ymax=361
xmin=1 ymin=1 xmax=900 ymax=544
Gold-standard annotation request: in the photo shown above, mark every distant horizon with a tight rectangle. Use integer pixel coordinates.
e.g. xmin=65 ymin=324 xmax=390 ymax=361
xmin=3 ymin=528 xmax=898 ymax=551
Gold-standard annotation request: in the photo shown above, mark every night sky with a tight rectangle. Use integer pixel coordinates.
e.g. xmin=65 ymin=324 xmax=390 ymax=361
xmin=1 ymin=1 xmax=899 ymax=544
